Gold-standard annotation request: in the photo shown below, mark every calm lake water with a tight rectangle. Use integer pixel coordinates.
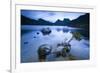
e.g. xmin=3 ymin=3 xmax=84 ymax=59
xmin=21 ymin=25 xmax=89 ymax=63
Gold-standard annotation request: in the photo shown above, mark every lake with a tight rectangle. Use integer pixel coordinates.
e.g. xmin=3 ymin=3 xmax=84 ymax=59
xmin=21 ymin=25 xmax=89 ymax=63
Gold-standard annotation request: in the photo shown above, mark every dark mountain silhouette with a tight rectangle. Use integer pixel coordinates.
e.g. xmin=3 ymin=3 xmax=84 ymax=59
xmin=21 ymin=13 xmax=89 ymax=27
xmin=21 ymin=15 xmax=38 ymax=25
xmin=21 ymin=15 xmax=52 ymax=25
xmin=21 ymin=13 xmax=89 ymax=38
xmin=55 ymin=19 xmax=64 ymax=25
xmin=54 ymin=18 xmax=71 ymax=26
xmin=38 ymin=18 xmax=52 ymax=25
xmin=21 ymin=13 xmax=89 ymax=29
xmin=55 ymin=19 xmax=63 ymax=24
xmin=70 ymin=13 xmax=89 ymax=28
xmin=63 ymin=18 xmax=70 ymax=22
xmin=21 ymin=15 xmax=71 ymax=26
xmin=70 ymin=13 xmax=90 ymax=38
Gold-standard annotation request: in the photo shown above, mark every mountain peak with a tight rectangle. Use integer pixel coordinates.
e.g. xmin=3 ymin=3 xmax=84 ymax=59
xmin=55 ymin=19 xmax=62 ymax=22
xmin=63 ymin=18 xmax=70 ymax=22
xmin=38 ymin=18 xmax=52 ymax=23
xmin=38 ymin=18 xmax=45 ymax=21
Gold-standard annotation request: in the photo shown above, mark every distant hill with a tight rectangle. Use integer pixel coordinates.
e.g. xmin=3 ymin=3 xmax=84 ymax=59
xmin=21 ymin=15 xmax=52 ymax=25
xmin=70 ymin=13 xmax=89 ymax=28
xmin=70 ymin=13 xmax=90 ymax=38
xmin=37 ymin=18 xmax=52 ymax=25
xmin=21 ymin=15 xmax=37 ymax=25
xmin=54 ymin=18 xmax=71 ymax=26
xmin=21 ymin=15 xmax=71 ymax=26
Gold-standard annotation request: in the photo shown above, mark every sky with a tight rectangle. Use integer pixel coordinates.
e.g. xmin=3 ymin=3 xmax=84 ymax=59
xmin=21 ymin=10 xmax=86 ymax=23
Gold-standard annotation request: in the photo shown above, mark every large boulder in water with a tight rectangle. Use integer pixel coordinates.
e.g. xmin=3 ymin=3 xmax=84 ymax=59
xmin=41 ymin=27 xmax=51 ymax=35
xmin=37 ymin=44 xmax=52 ymax=61
xmin=38 ymin=44 xmax=52 ymax=55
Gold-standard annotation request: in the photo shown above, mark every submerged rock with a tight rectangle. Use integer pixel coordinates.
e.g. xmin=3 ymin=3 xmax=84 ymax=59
xmin=41 ymin=27 xmax=51 ymax=35
xmin=24 ymin=41 xmax=28 ymax=44
xmin=33 ymin=36 xmax=36 ymax=38
xmin=37 ymin=32 xmax=39 ymax=35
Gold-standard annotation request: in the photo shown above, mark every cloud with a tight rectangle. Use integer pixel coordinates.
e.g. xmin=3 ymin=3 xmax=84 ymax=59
xmin=21 ymin=10 xmax=86 ymax=23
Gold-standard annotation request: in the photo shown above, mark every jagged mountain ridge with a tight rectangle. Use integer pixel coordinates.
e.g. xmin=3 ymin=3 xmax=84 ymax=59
xmin=21 ymin=15 xmax=71 ymax=26
xmin=21 ymin=13 xmax=89 ymax=28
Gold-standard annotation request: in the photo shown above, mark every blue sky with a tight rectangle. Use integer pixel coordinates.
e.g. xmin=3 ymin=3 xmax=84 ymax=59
xmin=21 ymin=10 xmax=86 ymax=23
